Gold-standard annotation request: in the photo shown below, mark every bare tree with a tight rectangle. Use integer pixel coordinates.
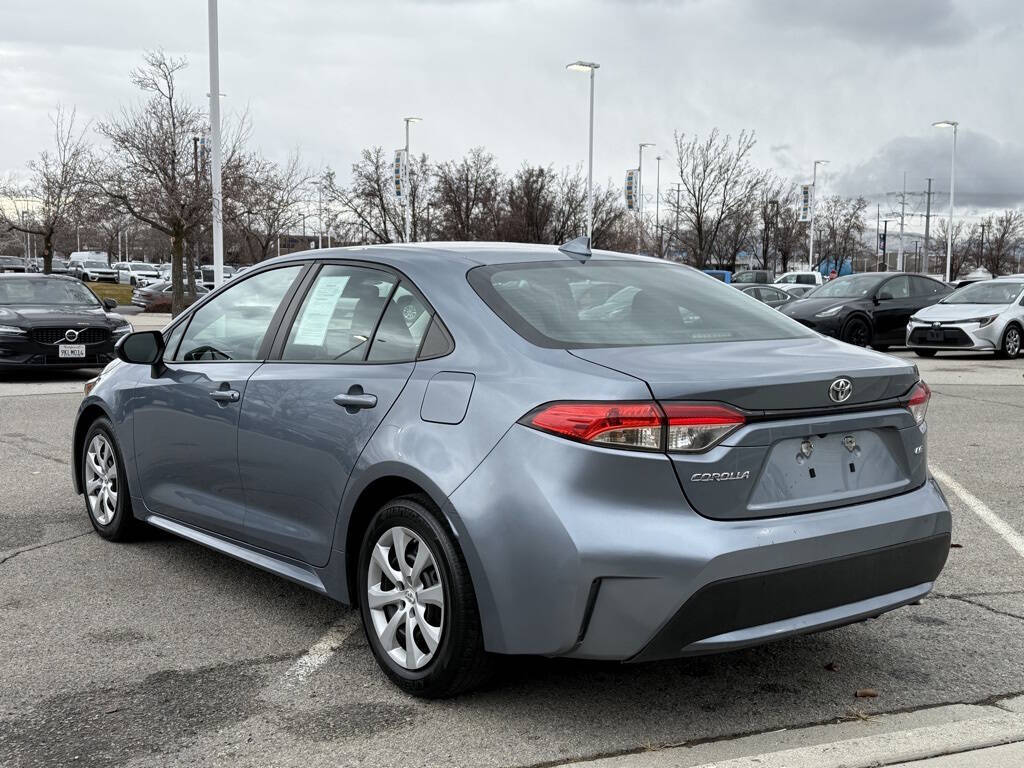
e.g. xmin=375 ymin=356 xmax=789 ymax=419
xmin=755 ymin=177 xmax=795 ymax=271
xmin=929 ymin=218 xmax=973 ymax=279
xmin=433 ymin=147 xmax=502 ymax=241
xmin=0 ymin=107 xmax=95 ymax=273
xmin=980 ymin=209 xmax=1024 ymax=277
xmin=95 ymin=51 xmax=249 ymax=315
xmin=324 ymin=147 xmax=404 ymax=244
xmin=664 ymin=129 xmax=764 ymax=269
xmin=815 ymin=196 xmax=869 ymax=273
xmin=229 ymin=151 xmax=311 ymax=262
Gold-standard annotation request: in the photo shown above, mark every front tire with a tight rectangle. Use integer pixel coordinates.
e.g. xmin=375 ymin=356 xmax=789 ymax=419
xmin=841 ymin=316 xmax=871 ymax=347
xmin=357 ymin=495 xmax=492 ymax=698
xmin=997 ymin=324 xmax=1022 ymax=359
xmin=81 ymin=418 xmax=141 ymax=541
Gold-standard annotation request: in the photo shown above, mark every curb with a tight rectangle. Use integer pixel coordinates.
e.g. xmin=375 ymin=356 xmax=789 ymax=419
xmin=560 ymin=702 xmax=1024 ymax=768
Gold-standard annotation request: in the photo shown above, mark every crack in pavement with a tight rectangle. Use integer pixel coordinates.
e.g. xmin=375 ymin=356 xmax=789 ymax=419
xmin=931 ymin=387 xmax=1024 ymax=411
xmin=0 ymin=435 xmax=69 ymax=467
xmin=931 ymin=592 xmax=1024 ymax=623
xmin=0 ymin=530 xmax=92 ymax=567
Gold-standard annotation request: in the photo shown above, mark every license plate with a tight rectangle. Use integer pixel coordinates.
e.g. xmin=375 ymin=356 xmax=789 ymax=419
xmin=59 ymin=344 xmax=86 ymax=358
xmin=926 ymin=329 xmax=943 ymax=342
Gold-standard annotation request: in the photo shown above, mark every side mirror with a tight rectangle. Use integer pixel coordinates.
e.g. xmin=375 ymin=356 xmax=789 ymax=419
xmin=103 ymin=297 xmax=118 ymax=310
xmin=116 ymin=330 xmax=165 ymax=370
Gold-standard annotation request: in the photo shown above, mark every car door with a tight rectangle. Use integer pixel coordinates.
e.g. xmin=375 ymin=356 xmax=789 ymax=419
xmin=872 ymin=275 xmax=915 ymax=343
xmin=131 ymin=264 xmax=306 ymax=538
xmin=238 ymin=263 xmax=436 ymax=566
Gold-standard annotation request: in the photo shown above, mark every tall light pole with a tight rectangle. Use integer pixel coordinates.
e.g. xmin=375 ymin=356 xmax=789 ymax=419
xmin=654 ymin=155 xmax=662 ymax=257
xmin=317 ymin=180 xmax=323 ymax=249
xmin=808 ymin=159 xmax=829 ymax=268
xmin=207 ymin=0 xmax=225 ymax=288
xmin=637 ymin=142 xmax=654 ymax=251
xmin=403 ymin=117 xmax=422 ymax=243
xmin=566 ymin=61 xmax=599 ymax=241
xmin=933 ymin=120 xmax=958 ymax=282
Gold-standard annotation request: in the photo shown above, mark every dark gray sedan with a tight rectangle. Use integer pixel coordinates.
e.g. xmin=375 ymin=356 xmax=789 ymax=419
xmin=73 ymin=243 xmax=951 ymax=697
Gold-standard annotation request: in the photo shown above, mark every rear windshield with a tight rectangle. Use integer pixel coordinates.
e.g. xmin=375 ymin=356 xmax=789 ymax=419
xmin=468 ymin=260 xmax=813 ymax=348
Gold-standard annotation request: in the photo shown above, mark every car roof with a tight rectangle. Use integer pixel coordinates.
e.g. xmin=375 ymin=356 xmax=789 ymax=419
xmin=259 ymin=242 xmax=656 ymax=271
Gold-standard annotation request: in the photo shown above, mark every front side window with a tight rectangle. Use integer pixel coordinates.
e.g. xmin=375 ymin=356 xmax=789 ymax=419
xmin=469 ymin=260 xmax=813 ymax=349
xmin=878 ymin=276 xmax=910 ymax=299
xmin=176 ymin=265 xmax=302 ymax=361
xmin=282 ymin=265 xmax=396 ymax=362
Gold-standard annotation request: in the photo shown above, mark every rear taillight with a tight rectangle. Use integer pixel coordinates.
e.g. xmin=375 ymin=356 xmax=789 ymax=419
xmin=522 ymin=401 xmax=745 ymax=453
xmin=906 ymin=380 xmax=931 ymax=425
xmin=662 ymin=403 xmax=746 ymax=452
xmin=525 ymin=402 xmax=663 ymax=450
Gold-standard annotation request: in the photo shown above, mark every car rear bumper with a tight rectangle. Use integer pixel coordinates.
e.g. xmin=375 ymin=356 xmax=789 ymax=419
xmin=446 ymin=424 xmax=951 ymax=660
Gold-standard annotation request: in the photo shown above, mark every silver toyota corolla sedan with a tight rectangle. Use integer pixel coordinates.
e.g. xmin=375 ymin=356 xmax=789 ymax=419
xmin=73 ymin=242 xmax=951 ymax=697
xmin=906 ymin=277 xmax=1024 ymax=359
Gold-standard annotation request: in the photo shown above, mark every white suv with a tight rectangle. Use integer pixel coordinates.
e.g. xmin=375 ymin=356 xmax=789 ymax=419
xmin=114 ymin=261 xmax=161 ymax=287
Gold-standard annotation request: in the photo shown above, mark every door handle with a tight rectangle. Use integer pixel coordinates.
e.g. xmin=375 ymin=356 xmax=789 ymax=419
xmin=209 ymin=389 xmax=240 ymax=403
xmin=333 ymin=392 xmax=377 ymax=410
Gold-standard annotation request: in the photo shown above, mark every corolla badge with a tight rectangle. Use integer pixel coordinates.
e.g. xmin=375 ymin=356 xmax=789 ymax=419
xmin=828 ymin=377 xmax=853 ymax=403
xmin=690 ymin=471 xmax=751 ymax=482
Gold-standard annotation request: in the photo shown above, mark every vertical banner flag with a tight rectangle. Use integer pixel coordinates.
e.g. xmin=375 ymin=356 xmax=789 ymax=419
xmin=798 ymin=184 xmax=812 ymax=222
xmin=394 ymin=149 xmax=408 ymax=199
xmin=878 ymin=232 xmax=886 ymax=255
xmin=625 ymin=169 xmax=638 ymax=211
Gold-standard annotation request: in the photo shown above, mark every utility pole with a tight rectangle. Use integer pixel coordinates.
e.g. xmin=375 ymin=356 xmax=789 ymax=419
xmin=670 ymin=183 xmax=682 ymax=260
xmin=882 ymin=219 xmax=890 ymax=269
xmin=897 ymin=172 xmax=907 ymax=271
xmin=923 ymin=178 xmax=933 ymax=273
xmin=654 ymin=155 xmax=662 ymax=257
xmin=980 ymin=222 xmax=988 ymax=270
xmin=876 ymin=204 xmax=880 ymax=264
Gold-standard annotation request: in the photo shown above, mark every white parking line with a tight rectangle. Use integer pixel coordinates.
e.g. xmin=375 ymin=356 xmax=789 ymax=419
xmin=932 ymin=466 xmax=1024 ymax=560
xmin=281 ymin=620 xmax=352 ymax=685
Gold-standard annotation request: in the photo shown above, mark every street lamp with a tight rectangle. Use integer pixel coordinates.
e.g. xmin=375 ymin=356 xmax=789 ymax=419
xmin=566 ymin=61 xmax=599 ymax=241
xmin=636 ymin=143 xmax=654 ymax=251
xmin=933 ymin=120 xmax=959 ymax=282
xmin=808 ymin=159 xmax=829 ymax=268
xmin=403 ymin=117 xmax=422 ymax=243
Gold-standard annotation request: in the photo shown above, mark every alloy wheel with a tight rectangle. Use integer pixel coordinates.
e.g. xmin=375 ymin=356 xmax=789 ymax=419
xmin=85 ymin=434 xmax=118 ymax=525
xmin=366 ymin=526 xmax=445 ymax=670
xmin=1007 ymin=327 xmax=1021 ymax=358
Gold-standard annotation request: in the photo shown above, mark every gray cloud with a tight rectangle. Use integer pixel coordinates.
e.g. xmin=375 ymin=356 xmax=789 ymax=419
xmin=833 ymin=129 xmax=1024 ymax=209
xmin=746 ymin=0 xmax=976 ymax=48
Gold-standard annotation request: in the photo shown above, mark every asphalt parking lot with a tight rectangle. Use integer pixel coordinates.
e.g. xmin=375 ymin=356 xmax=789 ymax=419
xmin=1 ymin=351 xmax=1022 ymax=768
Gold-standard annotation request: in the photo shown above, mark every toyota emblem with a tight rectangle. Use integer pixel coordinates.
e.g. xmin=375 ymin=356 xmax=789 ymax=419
xmin=828 ymin=378 xmax=853 ymax=403
xmin=64 ymin=329 xmax=79 ymax=342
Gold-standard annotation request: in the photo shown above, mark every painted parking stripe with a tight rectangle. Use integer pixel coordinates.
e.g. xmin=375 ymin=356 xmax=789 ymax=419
xmin=281 ymin=620 xmax=351 ymax=685
xmin=932 ymin=466 xmax=1024 ymax=560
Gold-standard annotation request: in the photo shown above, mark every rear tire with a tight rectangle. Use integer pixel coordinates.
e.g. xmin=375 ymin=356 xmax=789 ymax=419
xmin=81 ymin=418 xmax=141 ymax=541
xmin=914 ymin=349 xmax=938 ymax=358
xmin=996 ymin=324 xmax=1022 ymax=359
xmin=357 ymin=495 xmax=492 ymax=698
xmin=841 ymin=317 xmax=871 ymax=347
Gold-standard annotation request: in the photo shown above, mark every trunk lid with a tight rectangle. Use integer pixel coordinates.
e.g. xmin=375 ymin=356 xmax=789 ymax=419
xmin=569 ymin=336 xmax=918 ymax=409
xmin=570 ymin=337 xmax=926 ymax=520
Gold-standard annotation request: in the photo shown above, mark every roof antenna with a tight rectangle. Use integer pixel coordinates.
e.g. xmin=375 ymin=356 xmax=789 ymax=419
xmin=558 ymin=236 xmax=591 ymax=262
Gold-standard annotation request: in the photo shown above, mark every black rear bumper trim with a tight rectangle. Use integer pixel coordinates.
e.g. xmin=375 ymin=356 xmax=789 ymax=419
xmin=631 ymin=533 xmax=950 ymax=662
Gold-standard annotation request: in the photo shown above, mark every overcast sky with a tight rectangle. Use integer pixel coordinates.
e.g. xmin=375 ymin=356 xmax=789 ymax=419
xmin=2 ymin=0 xmax=1022 ymax=225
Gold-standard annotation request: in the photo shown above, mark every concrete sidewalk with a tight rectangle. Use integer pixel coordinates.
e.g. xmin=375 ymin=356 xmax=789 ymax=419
xmin=122 ymin=310 xmax=171 ymax=331
xmin=563 ymin=696 xmax=1024 ymax=768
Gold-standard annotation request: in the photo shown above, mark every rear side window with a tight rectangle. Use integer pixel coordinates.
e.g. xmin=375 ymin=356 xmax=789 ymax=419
xmin=367 ymin=284 xmax=431 ymax=363
xmin=468 ymin=260 xmax=813 ymax=349
xmin=797 ymin=274 xmax=817 ymax=285
xmin=281 ymin=265 xmax=396 ymax=362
